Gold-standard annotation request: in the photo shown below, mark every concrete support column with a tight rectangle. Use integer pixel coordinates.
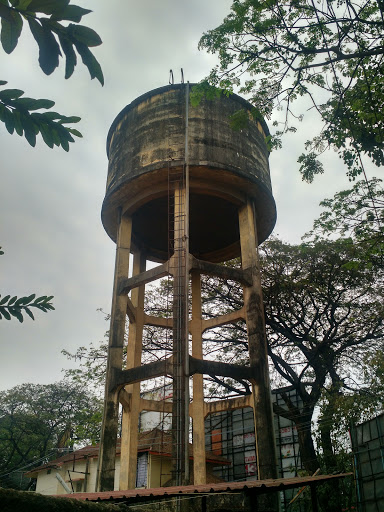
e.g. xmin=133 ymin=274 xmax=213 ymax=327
xmin=191 ymin=271 xmax=206 ymax=484
xmin=97 ymin=210 xmax=132 ymax=492
xmin=119 ymin=250 xmax=146 ymax=490
xmin=171 ymin=181 xmax=190 ymax=485
xmin=238 ymin=200 xmax=277 ymax=485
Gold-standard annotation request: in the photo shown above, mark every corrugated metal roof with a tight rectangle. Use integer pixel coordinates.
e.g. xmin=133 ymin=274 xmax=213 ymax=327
xmin=59 ymin=473 xmax=353 ymax=502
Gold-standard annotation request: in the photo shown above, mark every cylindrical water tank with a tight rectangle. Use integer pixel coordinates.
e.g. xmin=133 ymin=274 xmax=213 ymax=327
xmin=102 ymin=84 xmax=276 ymax=262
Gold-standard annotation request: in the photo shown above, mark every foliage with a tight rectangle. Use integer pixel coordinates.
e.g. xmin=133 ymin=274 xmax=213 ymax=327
xmin=62 ymin=237 xmax=384 ymax=475
xmin=0 ymin=0 xmax=103 ymax=150
xmin=0 ymin=1 xmax=103 ymax=317
xmin=319 ymin=350 xmax=384 ymax=452
xmin=0 ymin=247 xmax=54 ymax=322
xmin=199 ymin=0 xmax=384 ymax=180
xmin=62 ymin=309 xmax=110 ymax=394
xmin=62 ymin=279 xmax=249 ymax=398
xmin=0 ymin=381 xmax=102 ymax=489
xmin=0 ymin=82 xmax=82 ymax=150
xmin=305 ymin=177 xmax=384 ymax=262
xmin=191 ymin=237 xmax=384 ymax=473
xmin=265 ymin=238 xmax=383 ymax=472
xmin=62 ymin=341 xmax=108 ymax=392
xmin=0 ymin=293 xmax=54 ymax=322
xmin=61 ymin=288 xmax=175 ymax=393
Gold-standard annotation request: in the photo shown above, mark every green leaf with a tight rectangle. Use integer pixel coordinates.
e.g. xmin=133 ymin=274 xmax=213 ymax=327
xmin=58 ymin=115 xmax=80 ymax=124
xmin=24 ymin=293 xmax=36 ymax=302
xmin=57 ymin=33 xmax=76 ymax=79
xmin=68 ymin=23 xmax=102 ymax=47
xmin=8 ymin=296 xmax=17 ymax=306
xmin=0 ymin=88 xmax=24 ymax=100
xmin=15 ymin=0 xmax=33 ymax=10
xmin=74 ymin=41 xmax=104 ymax=85
xmin=28 ymin=17 xmax=61 ymax=75
xmin=55 ymin=124 xmax=71 ymax=151
xmin=13 ymin=109 xmax=23 ymax=135
xmin=229 ymin=109 xmax=249 ymax=131
xmin=59 ymin=137 xmax=69 ymax=151
xmin=51 ymin=5 xmax=92 ymax=23
xmin=3 ymin=106 xmax=14 ymax=134
xmin=8 ymin=307 xmax=23 ymax=322
xmin=33 ymin=296 xmax=46 ymax=304
xmin=38 ymin=121 xmax=54 ymax=148
xmin=67 ymin=127 xmax=82 ymax=138
xmin=0 ymin=80 xmax=8 ymax=85
xmin=0 ymin=8 xmax=22 ymax=54
xmin=0 ymin=306 xmax=11 ymax=320
xmin=36 ymin=110 xmax=62 ymax=120
xmin=24 ymin=307 xmax=35 ymax=320
xmin=0 ymin=295 xmax=11 ymax=305
xmin=56 ymin=122 xmax=74 ymax=141
xmin=26 ymin=0 xmax=69 ymax=15
xmin=14 ymin=97 xmax=55 ymax=110
xmin=50 ymin=126 xmax=61 ymax=146
xmin=32 ymin=98 xmax=55 ymax=109
xmin=15 ymin=296 xmax=28 ymax=306
xmin=20 ymin=113 xmax=37 ymax=146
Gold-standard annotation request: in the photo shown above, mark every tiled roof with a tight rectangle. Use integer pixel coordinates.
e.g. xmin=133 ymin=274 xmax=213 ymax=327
xmin=25 ymin=429 xmax=229 ymax=476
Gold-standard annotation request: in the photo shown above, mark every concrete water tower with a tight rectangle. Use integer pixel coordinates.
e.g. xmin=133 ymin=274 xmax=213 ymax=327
xmin=96 ymin=83 xmax=278 ymax=494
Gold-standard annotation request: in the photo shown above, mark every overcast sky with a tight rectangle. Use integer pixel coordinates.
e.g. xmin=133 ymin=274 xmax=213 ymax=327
xmin=0 ymin=1 xmax=370 ymax=391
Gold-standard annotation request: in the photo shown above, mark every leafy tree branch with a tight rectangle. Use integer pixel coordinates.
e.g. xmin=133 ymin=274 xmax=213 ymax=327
xmin=199 ymin=0 xmax=384 ymax=180
xmin=0 ymin=294 xmax=54 ymax=322
xmin=0 ymin=0 xmax=103 ymax=150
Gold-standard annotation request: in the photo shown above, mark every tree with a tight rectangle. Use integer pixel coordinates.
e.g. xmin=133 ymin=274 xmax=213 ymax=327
xmin=0 ymin=0 xmax=103 ymax=150
xmin=264 ymin=238 xmax=383 ymax=472
xmin=0 ymin=380 xmax=102 ymax=489
xmin=198 ymin=238 xmax=383 ymax=474
xmin=306 ymin=177 xmax=384 ymax=262
xmin=198 ymin=0 xmax=384 ymax=180
xmin=62 ymin=236 xmax=384 ymax=478
xmin=317 ymin=349 xmax=384 ymax=467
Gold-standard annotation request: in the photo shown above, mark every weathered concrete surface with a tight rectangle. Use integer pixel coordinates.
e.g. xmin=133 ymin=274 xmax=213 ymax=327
xmin=102 ymin=84 xmax=276 ymax=262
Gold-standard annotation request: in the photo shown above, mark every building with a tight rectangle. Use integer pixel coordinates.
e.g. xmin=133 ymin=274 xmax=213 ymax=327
xmin=204 ymin=387 xmax=304 ymax=511
xmin=350 ymin=412 xmax=384 ymax=512
xmin=25 ymin=429 xmax=229 ymax=495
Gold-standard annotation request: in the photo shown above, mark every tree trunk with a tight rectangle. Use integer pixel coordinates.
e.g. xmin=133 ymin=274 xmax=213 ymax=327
xmin=319 ymin=416 xmax=335 ymax=471
xmin=296 ymin=415 xmax=320 ymax=474
xmin=318 ymin=393 xmax=342 ymax=512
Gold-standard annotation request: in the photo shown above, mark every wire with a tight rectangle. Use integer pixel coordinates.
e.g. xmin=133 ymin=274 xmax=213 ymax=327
xmin=0 ymin=451 xmax=59 ymax=479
